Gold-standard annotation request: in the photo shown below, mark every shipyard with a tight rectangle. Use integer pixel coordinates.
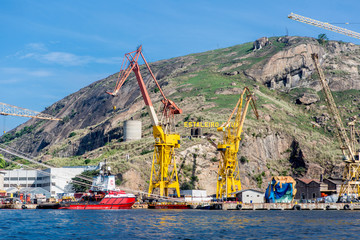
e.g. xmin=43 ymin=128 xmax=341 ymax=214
xmin=1 ymin=1 xmax=360 ymax=239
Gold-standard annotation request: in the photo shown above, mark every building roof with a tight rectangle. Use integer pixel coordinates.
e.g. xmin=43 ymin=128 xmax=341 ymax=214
xmin=232 ymin=189 xmax=265 ymax=195
xmin=5 ymin=187 xmax=17 ymax=193
xmin=324 ymin=178 xmax=343 ymax=185
xmin=296 ymin=178 xmax=320 ymax=184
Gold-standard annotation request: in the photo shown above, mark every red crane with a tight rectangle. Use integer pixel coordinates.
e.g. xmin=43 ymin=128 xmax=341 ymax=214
xmin=106 ymin=46 xmax=181 ymax=124
xmin=107 ymin=46 xmax=183 ymax=197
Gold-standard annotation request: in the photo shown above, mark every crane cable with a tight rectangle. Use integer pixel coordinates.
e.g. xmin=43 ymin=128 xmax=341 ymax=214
xmin=0 ymin=144 xmax=183 ymax=201
xmin=0 ymin=143 xmax=93 ymax=182
xmin=1 ymin=155 xmax=94 ymax=189
xmin=2 ymin=155 xmax=185 ymax=201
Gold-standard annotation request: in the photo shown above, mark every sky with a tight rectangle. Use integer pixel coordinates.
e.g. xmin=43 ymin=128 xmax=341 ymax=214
xmin=1 ymin=0 xmax=360 ymax=133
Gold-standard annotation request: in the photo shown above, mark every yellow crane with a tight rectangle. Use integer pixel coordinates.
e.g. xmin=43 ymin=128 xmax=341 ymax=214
xmin=288 ymin=13 xmax=360 ymax=40
xmin=0 ymin=102 xmax=61 ymax=121
xmin=0 ymin=102 xmax=61 ymax=133
xmin=288 ymin=13 xmax=360 ymax=201
xmin=312 ymin=54 xmax=360 ymax=201
xmin=216 ymin=87 xmax=259 ymax=199
xmin=107 ymin=46 xmax=182 ymax=197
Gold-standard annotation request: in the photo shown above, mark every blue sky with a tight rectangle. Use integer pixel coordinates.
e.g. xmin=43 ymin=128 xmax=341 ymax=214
xmin=1 ymin=0 xmax=360 ymax=133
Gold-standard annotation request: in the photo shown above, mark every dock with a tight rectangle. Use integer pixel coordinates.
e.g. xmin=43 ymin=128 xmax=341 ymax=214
xmin=220 ymin=202 xmax=360 ymax=210
xmin=0 ymin=203 xmax=37 ymax=209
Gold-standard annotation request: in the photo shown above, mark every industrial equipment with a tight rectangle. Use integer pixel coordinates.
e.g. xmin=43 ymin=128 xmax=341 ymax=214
xmin=216 ymin=87 xmax=259 ymax=199
xmin=288 ymin=13 xmax=360 ymax=40
xmin=289 ymin=12 xmax=360 ymax=201
xmin=0 ymin=102 xmax=61 ymax=121
xmin=265 ymin=176 xmax=297 ymax=203
xmin=0 ymin=102 xmax=61 ymax=134
xmin=311 ymin=53 xmax=360 ymax=201
xmin=107 ymin=46 xmax=182 ymax=197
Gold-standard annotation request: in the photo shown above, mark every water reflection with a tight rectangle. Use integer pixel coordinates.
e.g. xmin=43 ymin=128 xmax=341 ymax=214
xmin=0 ymin=209 xmax=360 ymax=239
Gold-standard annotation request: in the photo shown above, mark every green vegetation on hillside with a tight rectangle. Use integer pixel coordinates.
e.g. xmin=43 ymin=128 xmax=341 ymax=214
xmin=2 ymin=36 xmax=360 ymax=191
xmin=72 ymin=170 xmax=99 ymax=192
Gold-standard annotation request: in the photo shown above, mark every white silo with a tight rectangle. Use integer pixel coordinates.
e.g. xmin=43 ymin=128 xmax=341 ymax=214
xmin=123 ymin=120 xmax=142 ymax=141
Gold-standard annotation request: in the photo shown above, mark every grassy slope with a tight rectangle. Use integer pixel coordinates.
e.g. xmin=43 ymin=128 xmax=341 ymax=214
xmin=5 ymin=37 xmax=360 ymax=187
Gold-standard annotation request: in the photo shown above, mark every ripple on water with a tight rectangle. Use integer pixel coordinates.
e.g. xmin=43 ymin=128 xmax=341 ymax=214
xmin=1 ymin=209 xmax=360 ymax=239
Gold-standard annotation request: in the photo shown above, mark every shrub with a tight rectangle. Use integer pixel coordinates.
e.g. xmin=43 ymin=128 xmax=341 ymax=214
xmin=254 ymin=173 xmax=263 ymax=188
xmin=140 ymin=112 xmax=148 ymax=117
xmin=68 ymin=132 xmax=77 ymax=138
xmin=294 ymin=167 xmax=306 ymax=175
xmin=115 ymin=179 xmax=122 ymax=186
xmin=240 ymin=156 xmax=248 ymax=163
xmin=62 ymin=116 xmax=70 ymax=123
xmin=72 ymin=170 xmax=99 ymax=192
xmin=140 ymin=149 xmax=152 ymax=155
xmin=180 ymin=182 xmax=193 ymax=190
xmin=317 ymin=33 xmax=328 ymax=45
xmin=184 ymin=114 xmax=191 ymax=122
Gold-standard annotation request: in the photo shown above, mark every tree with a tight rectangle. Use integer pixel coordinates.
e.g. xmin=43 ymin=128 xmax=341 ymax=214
xmin=0 ymin=154 xmax=6 ymax=168
xmin=317 ymin=33 xmax=328 ymax=45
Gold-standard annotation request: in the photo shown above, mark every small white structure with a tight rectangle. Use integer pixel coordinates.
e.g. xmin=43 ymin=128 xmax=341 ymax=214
xmin=235 ymin=189 xmax=265 ymax=203
xmin=123 ymin=120 xmax=142 ymax=141
xmin=180 ymin=190 xmax=212 ymax=202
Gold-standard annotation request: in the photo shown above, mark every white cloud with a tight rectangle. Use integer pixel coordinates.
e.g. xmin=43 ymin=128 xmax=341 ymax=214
xmin=28 ymin=70 xmax=53 ymax=77
xmin=0 ymin=78 xmax=21 ymax=84
xmin=0 ymin=67 xmax=53 ymax=78
xmin=94 ymin=57 xmax=124 ymax=64
xmin=17 ymin=43 xmax=122 ymax=66
xmin=26 ymin=43 xmax=47 ymax=52
xmin=41 ymin=52 xmax=92 ymax=66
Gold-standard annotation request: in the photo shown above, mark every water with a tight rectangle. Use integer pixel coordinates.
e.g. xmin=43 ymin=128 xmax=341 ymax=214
xmin=1 ymin=209 xmax=360 ymax=239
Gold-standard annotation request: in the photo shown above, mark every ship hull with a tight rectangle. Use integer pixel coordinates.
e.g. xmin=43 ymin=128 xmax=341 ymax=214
xmin=147 ymin=203 xmax=191 ymax=209
xmin=59 ymin=197 xmax=136 ymax=210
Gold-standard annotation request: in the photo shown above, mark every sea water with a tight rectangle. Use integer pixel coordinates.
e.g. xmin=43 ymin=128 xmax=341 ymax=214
xmin=1 ymin=209 xmax=360 ymax=239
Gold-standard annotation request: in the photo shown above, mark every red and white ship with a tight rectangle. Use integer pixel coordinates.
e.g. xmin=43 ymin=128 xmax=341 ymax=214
xmin=59 ymin=171 xmax=135 ymax=210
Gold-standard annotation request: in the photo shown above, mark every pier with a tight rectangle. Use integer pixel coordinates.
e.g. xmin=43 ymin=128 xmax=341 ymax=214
xmin=220 ymin=202 xmax=360 ymax=210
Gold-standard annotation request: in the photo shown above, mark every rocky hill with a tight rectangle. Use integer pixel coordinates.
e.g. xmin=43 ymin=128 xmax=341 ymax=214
xmin=2 ymin=36 xmax=360 ymax=194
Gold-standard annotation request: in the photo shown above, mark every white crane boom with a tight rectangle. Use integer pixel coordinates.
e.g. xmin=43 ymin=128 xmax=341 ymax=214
xmin=0 ymin=102 xmax=61 ymax=121
xmin=288 ymin=13 xmax=360 ymax=40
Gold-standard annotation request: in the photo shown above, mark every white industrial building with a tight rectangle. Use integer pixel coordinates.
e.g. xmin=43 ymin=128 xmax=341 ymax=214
xmin=180 ymin=190 xmax=212 ymax=202
xmin=3 ymin=165 xmax=97 ymax=198
xmin=235 ymin=189 xmax=265 ymax=203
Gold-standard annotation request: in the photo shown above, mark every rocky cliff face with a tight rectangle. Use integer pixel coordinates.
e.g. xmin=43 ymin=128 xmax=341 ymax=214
xmin=2 ymin=36 xmax=359 ymax=194
xmin=244 ymin=37 xmax=360 ymax=91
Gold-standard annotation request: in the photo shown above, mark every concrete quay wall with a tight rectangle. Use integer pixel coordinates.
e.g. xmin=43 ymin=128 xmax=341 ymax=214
xmin=0 ymin=203 xmax=37 ymax=209
xmin=222 ymin=202 xmax=360 ymax=210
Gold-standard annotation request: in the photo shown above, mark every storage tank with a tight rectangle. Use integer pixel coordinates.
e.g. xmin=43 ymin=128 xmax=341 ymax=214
xmin=123 ymin=120 xmax=142 ymax=141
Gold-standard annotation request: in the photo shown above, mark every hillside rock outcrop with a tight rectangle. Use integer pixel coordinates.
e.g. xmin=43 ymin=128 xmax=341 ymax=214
xmin=253 ymin=37 xmax=270 ymax=50
xmin=1 ymin=36 xmax=358 ymax=193
xmin=245 ymin=36 xmax=360 ymax=91
xmin=296 ymin=93 xmax=320 ymax=105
